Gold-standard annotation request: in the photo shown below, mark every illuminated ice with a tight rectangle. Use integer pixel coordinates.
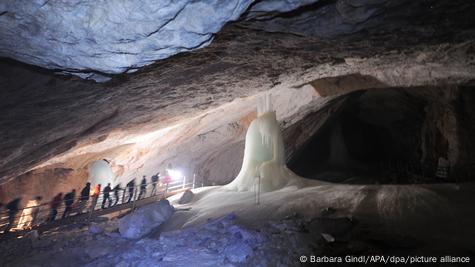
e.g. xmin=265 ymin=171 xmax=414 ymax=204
xmin=226 ymin=93 xmax=305 ymax=192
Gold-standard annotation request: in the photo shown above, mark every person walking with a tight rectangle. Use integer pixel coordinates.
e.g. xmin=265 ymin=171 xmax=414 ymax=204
xmin=126 ymin=179 xmax=135 ymax=203
xmin=113 ymin=183 xmax=122 ymax=206
xmin=101 ymin=183 xmax=112 ymax=209
xmin=89 ymin=184 xmax=101 ymax=212
xmin=4 ymin=198 xmax=21 ymax=232
xmin=48 ymin=193 xmax=63 ymax=222
xmin=78 ymin=182 xmax=91 ymax=214
xmin=138 ymin=176 xmax=147 ymax=199
xmin=151 ymin=172 xmax=160 ymax=196
xmin=62 ymin=189 xmax=76 ymax=218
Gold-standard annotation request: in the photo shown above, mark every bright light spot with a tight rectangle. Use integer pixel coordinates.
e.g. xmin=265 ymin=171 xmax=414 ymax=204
xmin=167 ymin=169 xmax=183 ymax=181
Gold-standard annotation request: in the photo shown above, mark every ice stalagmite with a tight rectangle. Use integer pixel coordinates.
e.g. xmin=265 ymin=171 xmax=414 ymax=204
xmin=226 ymin=94 xmax=305 ymax=192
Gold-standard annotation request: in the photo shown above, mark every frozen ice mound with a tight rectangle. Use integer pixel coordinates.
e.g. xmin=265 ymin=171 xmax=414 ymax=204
xmin=226 ymin=93 xmax=305 ymax=192
xmin=118 ymin=199 xmax=174 ymax=239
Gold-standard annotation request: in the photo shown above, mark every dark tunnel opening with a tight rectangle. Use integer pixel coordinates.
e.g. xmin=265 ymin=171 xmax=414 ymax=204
xmin=288 ymin=86 xmax=473 ymax=184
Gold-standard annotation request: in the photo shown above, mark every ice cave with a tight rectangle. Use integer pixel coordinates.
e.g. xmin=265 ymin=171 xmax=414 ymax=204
xmin=1 ymin=0 xmax=475 ymax=266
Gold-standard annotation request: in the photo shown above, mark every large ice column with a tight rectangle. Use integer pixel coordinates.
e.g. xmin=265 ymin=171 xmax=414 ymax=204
xmin=225 ymin=95 xmax=304 ymax=192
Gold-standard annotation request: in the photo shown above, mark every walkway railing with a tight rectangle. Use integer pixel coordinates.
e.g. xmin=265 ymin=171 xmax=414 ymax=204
xmin=0 ymin=177 xmax=198 ymax=234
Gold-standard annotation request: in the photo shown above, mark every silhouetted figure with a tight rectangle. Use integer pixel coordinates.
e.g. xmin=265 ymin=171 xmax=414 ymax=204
xmin=90 ymin=184 xmax=101 ymax=212
xmin=151 ymin=172 xmax=160 ymax=196
xmin=138 ymin=176 xmax=147 ymax=199
xmin=113 ymin=183 xmax=122 ymax=206
xmin=102 ymin=183 xmax=112 ymax=209
xmin=126 ymin=179 xmax=135 ymax=203
xmin=78 ymin=182 xmax=91 ymax=214
xmin=5 ymin=198 xmax=21 ymax=232
xmin=62 ymin=189 xmax=76 ymax=219
xmin=48 ymin=193 xmax=63 ymax=222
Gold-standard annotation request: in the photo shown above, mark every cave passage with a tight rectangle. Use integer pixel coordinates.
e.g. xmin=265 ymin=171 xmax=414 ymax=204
xmin=288 ymin=87 xmax=465 ymax=184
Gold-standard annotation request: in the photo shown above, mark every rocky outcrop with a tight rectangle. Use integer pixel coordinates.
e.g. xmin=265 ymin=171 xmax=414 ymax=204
xmin=2 ymin=0 xmax=474 ymax=79
xmin=178 ymin=189 xmax=194 ymax=204
xmin=0 ymin=0 xmax=250 ymax=78
xmin=0 ymin=0 xmax=319 ymax=79
xmin=244 ymin=0 xmax=475 ymax=37
xmin=118 ymin=199 xmax=174 ymax=239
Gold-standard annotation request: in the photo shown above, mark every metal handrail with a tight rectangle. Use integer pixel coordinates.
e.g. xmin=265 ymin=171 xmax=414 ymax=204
xmin=0 ymin=177 xmax=198 ymax=232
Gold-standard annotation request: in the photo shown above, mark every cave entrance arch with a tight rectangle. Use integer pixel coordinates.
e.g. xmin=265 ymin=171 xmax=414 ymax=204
xmin=88 ymin=159 xmax=115 ymax=186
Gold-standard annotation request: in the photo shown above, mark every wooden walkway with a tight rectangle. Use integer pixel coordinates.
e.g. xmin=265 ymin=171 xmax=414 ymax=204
xmin=0 ymin=186 xmax=191 ymax=240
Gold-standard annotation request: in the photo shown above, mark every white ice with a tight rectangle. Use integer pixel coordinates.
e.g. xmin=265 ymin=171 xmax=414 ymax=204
xmin=225 ymin=93 xmax=314 ymax=192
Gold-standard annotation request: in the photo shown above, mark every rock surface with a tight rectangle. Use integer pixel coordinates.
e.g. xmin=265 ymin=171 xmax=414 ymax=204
xmin=244 ymin=0 xmax=475 ymax=37
xmin=0 ymin=212 xmax=316 ymax=266
xmin=178 ymin=189 xmax=194 ymax=204
xmin=2 ymin=0 xmax=474 ymax=78
xmin=118 ymin=199 xmax=174 ymax=239
xmin=0 ymin=0 xmax=318 ymax=78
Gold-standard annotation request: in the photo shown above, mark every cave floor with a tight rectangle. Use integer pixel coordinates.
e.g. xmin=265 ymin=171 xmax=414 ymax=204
xmin=1 ymin=182 xmax=474 ymax=266
xmin=167 ymin=181 xmax=475 ymax=255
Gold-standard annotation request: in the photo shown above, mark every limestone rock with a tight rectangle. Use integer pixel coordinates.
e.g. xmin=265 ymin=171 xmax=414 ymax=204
xmin=0 ymin=0 xmax=314 ymax=79
xmin=178 ymin=189 xmax=194 ymax=204
xmin=118 ymin=199 xmax=174 ymax=239
xmin=89 ymin=223 xmax=104 ymax=234
xmin=0 ymin=0 xmax=252 ymax=77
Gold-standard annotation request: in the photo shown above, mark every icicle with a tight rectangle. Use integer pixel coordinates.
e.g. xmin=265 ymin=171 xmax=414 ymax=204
xmin=257 ymin=91 xmax=273 ymax=116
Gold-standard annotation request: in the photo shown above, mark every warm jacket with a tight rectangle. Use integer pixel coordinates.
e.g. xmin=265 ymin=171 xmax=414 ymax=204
xmin=80 ymin=184 xmax=91 ymax=200
xmin=91 ymin=185 xmax=101 ymax=198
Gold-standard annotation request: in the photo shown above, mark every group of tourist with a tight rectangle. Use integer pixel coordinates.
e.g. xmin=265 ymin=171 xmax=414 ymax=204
xmin=0 ymin=171 xmax=169 ymax=234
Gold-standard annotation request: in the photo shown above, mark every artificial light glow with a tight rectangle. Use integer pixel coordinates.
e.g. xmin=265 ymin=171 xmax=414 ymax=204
xmin=167 ymin=169 xmax=183 ymax=180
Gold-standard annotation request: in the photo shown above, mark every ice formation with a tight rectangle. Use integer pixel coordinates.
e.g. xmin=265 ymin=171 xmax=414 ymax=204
xmin=226 ymin=94 xmax=305 ymax=192
xmin=88 ymin=160 xmax=115 ymax=186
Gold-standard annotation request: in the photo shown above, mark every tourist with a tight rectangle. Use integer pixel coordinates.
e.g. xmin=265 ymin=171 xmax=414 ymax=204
xmin=138 ymin=175 xmax=147 ymax=199
xmin=126 ymin=179 xmax=135 ymax=203
xmin=62 ymin=189 xmax=76 ymax=218
xmin=78 ymin=182 xmax=91 ymax=214
xmin=5 ymin=198 xmax=21 ymax=232
xmin=101 ymin=183 xmax=112 ymax=209
xmin=113 ymin=183 xmax=122 ymax=206
xmin=48 ymin=193 xmax=63 ymax=222
xmin=89 ymin=184 xmax=101 ymax=212
xmin=151 ymin=172 xmax=160 ymax=196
